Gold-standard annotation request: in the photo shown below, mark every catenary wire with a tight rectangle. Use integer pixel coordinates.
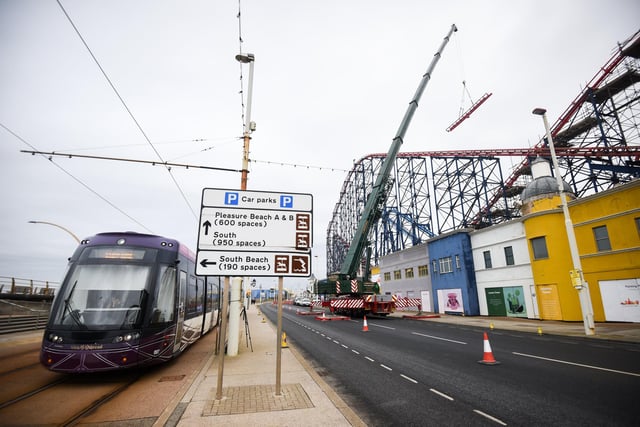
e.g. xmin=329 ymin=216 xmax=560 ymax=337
xmin=56 ymin=0 xmax=198 ymax=220
xmin=1 ymin=122 xmax=153 ymax=233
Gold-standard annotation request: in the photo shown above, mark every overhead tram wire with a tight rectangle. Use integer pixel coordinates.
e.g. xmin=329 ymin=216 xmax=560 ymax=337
xmin=250 ymin=158 xmax=349 ymax=173
xmin=1 ymin=122 xmax=153 ymax=234
xmin=56 ymin=0 xmax=198 ymax=220
xmin=20 ymin=150 xmax=243 ymax=174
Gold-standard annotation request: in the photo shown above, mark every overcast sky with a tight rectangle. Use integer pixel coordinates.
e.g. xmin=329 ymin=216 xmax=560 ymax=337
xmin=1 ymin=0 xmax=638 ymax=292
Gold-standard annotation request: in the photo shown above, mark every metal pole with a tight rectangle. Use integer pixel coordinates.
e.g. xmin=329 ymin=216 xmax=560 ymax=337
xmin=28 ymin=220 xmax=80 ymax=244
xmin=532 ymin=108 xmax=595 ymax=336
xmin=236 ymin=53 xmax=255 ymax=191
xmin=275 ymin=276 xmax=283 ymax=395
xmin=215 ymin=276 xmax=231 ymax=400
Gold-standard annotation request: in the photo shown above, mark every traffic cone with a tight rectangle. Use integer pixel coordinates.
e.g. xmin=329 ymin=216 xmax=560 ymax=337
xmin=478 ymin=332 xmax=500 ymax=365
xmin=362 ymin=316 xmax=369 ymax=332
xmin=281 ymin=332 xmax=288 ymax=348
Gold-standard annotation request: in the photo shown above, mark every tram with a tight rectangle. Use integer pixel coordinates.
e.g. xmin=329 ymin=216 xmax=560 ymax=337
xmin=40 ymin=232 xmax=219 ymax=373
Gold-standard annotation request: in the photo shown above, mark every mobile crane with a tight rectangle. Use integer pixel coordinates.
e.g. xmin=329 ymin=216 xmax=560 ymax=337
xmin=316 ymin=24 xmax=457 ymax=316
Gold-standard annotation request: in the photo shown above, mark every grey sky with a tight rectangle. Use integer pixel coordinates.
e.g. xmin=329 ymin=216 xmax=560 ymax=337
xmin=1 ymin=0 xmax=638 ymax=291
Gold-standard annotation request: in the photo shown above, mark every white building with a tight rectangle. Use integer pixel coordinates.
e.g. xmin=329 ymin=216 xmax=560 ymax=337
xmin=379 ymin=243 xmax=433 ymax=311
xmin=470 ymin=219 xmax=539 ymax=319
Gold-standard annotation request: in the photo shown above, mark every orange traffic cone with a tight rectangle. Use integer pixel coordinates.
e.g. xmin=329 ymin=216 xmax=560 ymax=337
xmin=362 ymin=316 xmax=369 ymax=332
xmin=478 ymin=332 xmax=500 ymax=365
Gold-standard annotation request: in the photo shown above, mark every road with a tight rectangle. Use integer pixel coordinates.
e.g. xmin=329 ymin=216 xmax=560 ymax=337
xmin=262 ymin=303 xmax=640 ymax=427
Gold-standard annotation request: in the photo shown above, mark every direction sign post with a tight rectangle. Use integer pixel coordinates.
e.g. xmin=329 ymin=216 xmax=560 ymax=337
xmin=196 ymin=188 xmax=313 ymax=278
xmin=196 ymin=188 xmax=313 ymax=399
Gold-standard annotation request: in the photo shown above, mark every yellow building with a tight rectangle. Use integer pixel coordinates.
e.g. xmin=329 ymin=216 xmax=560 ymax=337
xmin=570 ymin=178 xmax=640 ymax=322
xmin=521 ymin=157 xmax=640 ymax=322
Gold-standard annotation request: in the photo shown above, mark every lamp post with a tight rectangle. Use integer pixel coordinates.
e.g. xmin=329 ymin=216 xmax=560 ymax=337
xmin=28 ymin=220 xmax=80 ymax=244
xmin=235 ymin=53 xmax=255 ymax=191
xmin=532 ymin=108 xmax=595 ymax=336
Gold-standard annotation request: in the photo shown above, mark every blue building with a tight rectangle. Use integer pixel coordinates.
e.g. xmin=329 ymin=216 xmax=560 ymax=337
xmin=427 ymin=230 xmax=479 ymax=316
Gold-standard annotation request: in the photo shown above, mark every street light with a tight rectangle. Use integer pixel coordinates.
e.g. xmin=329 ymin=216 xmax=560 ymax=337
xmin=28 ymin=220 xmax=80 ymax=244
xmin=235 ymin=53 xmax=255 ymax=191
xmin=532 ymin=108 xmax=595 ymax=336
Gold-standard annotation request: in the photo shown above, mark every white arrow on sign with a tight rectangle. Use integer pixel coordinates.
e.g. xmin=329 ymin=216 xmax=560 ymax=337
xmin=196 ymin=250 xmax=311 ymax=277
xmin=198 ymin=207 xmax=311 ymax=251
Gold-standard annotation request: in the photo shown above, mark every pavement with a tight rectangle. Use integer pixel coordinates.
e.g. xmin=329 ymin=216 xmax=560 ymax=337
xmin=154 ymin=305 xmax=640 ymax=426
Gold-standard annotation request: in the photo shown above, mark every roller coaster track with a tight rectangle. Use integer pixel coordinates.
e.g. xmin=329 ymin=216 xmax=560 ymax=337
xmin=326 ymin=30 xmax=640 ymax=274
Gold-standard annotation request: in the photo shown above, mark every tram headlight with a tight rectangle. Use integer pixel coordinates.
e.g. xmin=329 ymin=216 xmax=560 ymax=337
xmin=113 ymin=331 xmax=140 ymax=343
xmin=48 ymin=334 xmax=63 ymax=343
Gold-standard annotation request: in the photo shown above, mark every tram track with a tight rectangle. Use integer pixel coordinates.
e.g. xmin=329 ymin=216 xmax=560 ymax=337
xmin=0 ymin=369 xmax=142 ymax=426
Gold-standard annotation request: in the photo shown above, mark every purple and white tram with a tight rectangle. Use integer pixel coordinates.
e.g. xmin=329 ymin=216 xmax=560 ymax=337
xmin=41 ymin=232 xmax=219 ymax=373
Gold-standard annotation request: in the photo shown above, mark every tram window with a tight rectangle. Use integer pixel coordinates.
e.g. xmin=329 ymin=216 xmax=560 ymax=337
xmin=152 ymin=265 xmax=176 ymax=324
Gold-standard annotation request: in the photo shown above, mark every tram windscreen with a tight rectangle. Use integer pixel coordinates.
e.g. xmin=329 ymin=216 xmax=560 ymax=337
xmin=51 ymin=263 xmax=151 ymax=329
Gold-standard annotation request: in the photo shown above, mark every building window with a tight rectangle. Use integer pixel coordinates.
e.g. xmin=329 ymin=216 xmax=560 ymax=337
xmin=405 ymin=267 xmax=414 ymax=279
xmin=418 ymin=265 xmax=429 ymax=277
xmin=455 ymin=255 xmax=461 ymax=269
xmin=636 ymin=217 xmax=640 ymax=237
xmin=383 ymin=272 xmax=391 ymax=281
xmin=593 ymin=225 xmax=612 ymax=251
xmin=439 ymin=257 xmax=453 ymax=274
xmin=504 ymin=246 xmax=515 ymax=266
xmin=483 ymin=251 xmax=492 ymax=269
xmin=394 ymin=270 xmax=402 ymax=280
xmin=531 ymin=237 xmax=548 ymax=259
xmin=432 ymin=260 xmax=437 ymax=274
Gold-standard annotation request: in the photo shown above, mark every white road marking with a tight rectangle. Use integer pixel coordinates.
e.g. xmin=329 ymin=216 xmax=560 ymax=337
xmin=352 ymin=349 xmax=360 ymax=355
xmin=429 ymin=388 xmax=454 ymax=401
xmin=400 ymin=374 xmax=418 ymax=384
xmin=365 ymin=356 xmax=375 ymax=362
xmin=380 ymin=364 xmax=392 ymax=371
xmin=370 ymin=323 xmax=395 ymax=330
xmin=412 ymin=332 xmax=467 ymax=345
xmin=473 ymin=409 xmax=507 ymax=425
xmin=513 ymin=351 xmax=640 ymax=377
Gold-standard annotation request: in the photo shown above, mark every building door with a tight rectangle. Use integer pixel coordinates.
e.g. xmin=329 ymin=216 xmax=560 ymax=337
xmin=420 ymin=290 xmax=431 ymax=312
xmin=536 ymin=284 xmax=562 ymax=320
xmin=174 ymin=270 xmax=187 ymax=353
xmin=529 ymin=285 xmax=540 ymax=319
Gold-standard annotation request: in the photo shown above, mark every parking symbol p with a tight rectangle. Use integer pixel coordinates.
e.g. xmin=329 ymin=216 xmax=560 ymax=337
xmin=225 ymin=192 xmax=239 ymax=205
xmin=280 ymin=195 xmax=293 ymax=208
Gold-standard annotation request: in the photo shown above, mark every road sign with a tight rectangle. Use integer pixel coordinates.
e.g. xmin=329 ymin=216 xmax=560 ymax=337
xmin=196 ymin=188 xmax=313 ymax=277
xmin=198 ymin=207 xmax=311 ymax=251
xmin=202 ymin=188 xmax=312 ymax=211
xmin=196 ymin=250 xmax=311 ymax=277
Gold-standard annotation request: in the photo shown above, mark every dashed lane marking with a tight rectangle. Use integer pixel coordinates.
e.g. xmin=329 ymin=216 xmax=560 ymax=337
xmin=513 ymin=351 xmax=640 ymax=377
xmin=430 ymin=388 xmax=454 ymax=401
xmin=400 ymin=374 xmax=418 ymax=384
xmin=473 ymin=409 xmax=507 ymax=425
xmin=412 ymin=332 xmax=467 ymax=345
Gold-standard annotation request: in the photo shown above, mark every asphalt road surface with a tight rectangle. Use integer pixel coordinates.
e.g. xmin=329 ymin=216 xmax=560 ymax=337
xmin=262 ymin=303 xmax=640 ymax=427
